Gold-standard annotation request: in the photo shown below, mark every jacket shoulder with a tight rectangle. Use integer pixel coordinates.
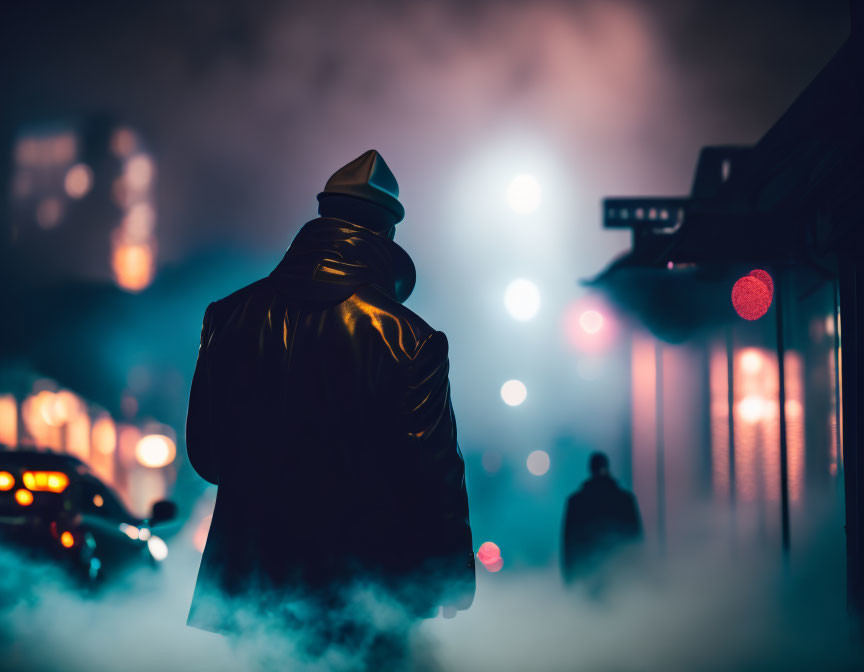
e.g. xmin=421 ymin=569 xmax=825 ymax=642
xmin=213 ymin=278 xmax=271 ymax=309
xmin=347 ymin=284 xmax=439 ymax=352
xmin=205 ymin=278 xmax=272 ymax=322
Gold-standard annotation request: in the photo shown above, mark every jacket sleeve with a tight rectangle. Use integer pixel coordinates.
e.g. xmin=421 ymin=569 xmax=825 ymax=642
xmin=186 ymin=303 xmax=219 ymax=485
xmin=401 ymin=330 xmax=475 ymax=610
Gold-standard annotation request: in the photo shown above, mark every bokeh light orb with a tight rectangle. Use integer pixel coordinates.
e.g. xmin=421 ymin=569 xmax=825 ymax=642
xmin=0 ymin=472 xmax=14 ymax=491
xmin=60 ymin=531 xmax=75 ymax=548
xmin=135 ymin=434 xmax=176 ymax=468
xmin=526 ymin=450 xmax=550 ymax=476
xmin=739 ymin=348 xmax=764 ymax=375
xmin=477 ymin=541 xmax=501 ymax=566
xmin=732 ymin=275 xmax=772 ymax=321
xmin=579 ymin=309 xmax=604 ymax=335
xmin=738 ymin=395 xmax=767 ymax=424
xmin=500 ymin=380 xmax=527 ymax=407
xmin=506 ymin=174 xmax=542 ymax=214
xmin=484 ymin=557 xmax=504 ymax=572
xmin=749 ymin=269 xmax=774 ymax=297
xmin=15 ymin=489 xmax=33 ymax=506
xmin=64 ymin=163 xmax=94 ymax=199
xmin=147 ymin=535 xmax=169 ymax=562
xmin=504 ymin=278 xmax=541 ymax=321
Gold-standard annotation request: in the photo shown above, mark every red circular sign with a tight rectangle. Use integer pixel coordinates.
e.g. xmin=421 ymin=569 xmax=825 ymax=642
xmin=732 ymin=275 xmax=772 ymax=321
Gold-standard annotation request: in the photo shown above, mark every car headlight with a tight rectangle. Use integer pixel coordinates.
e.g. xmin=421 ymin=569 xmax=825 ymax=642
xmin=147 ymin=535 xmax=168 ymax=562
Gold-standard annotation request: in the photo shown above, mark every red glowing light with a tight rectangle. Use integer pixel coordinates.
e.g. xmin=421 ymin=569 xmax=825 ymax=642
xmin=476 ymin=541 xmax=501 ymax=566
xmin=484 ymin=557 xmax=504 ymax=572
xmin=748 ymin=269 xmax=773 ymax=298
xmin=731 ymin=275 xmax=772 ymax=321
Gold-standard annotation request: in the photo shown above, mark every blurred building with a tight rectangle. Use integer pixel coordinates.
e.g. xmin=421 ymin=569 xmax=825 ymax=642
xmin=0 ymin=367 xmax=176 ymax=517
xmin=3 ymin=118 xmax=157 ymax=292
xmin=593 ymin=5 xmax=864 ymax=614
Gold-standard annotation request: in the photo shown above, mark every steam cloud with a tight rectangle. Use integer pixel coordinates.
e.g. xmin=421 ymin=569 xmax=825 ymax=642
xmin=1 ymin=500 xmax=860 ymax=672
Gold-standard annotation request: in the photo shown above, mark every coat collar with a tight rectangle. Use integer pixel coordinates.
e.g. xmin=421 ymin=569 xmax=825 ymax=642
xmin=269 ymin=217 xmax=416 ymax=304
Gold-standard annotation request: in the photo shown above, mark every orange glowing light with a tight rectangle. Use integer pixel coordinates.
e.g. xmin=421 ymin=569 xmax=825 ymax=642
xmin=0 ymin=395 xmax=17 ymax=447
xmin=60 ymin=531 xmax=75 ymax=548
xmin=15 ymin=489 xmax=33 ymax=506
xmin=0 ymin=472 xmax=14 ymax=491
xmin=134 ymin=434 xmax=176 ymax=468
xmin=22 ymin=471 xmax=69 ymax=493
xmin=739 ymin=349 xmax=764 ymax=375
xmin=112 ymin=242 xmax=155 ymax=292
xmin=92 ymin=416 xmax=116 ymax=455
xmin=51 ymin=390 xmax=80 ymax=425
xmin=93 ymin=494 xmax=104 ymax=508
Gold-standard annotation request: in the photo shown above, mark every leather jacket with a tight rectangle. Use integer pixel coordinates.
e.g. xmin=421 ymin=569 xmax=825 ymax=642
xmin=186 ymin=217 xmax=474 ymax=631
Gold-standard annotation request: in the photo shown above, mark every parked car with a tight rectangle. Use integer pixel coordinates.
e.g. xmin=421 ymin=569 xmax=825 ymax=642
xmin=0 ymin=449 xmax=176 ymax=585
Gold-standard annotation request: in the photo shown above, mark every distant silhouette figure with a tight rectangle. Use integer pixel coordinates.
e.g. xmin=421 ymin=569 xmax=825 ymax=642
xmin=186 ymin=150 xmax=474 ymax=664
xmin=561 ymin=452 xmax=641 ymax=585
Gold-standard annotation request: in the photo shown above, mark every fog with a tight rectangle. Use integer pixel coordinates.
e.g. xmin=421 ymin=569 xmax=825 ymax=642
xmin=1 ymin=498 xmax=859 ymax=672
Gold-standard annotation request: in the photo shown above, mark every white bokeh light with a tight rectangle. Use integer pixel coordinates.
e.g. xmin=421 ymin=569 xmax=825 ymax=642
xmin=500 ymin=380 xmax=527 ymax=407
xmin=579 ymin=309 xmax=604 ymax=334
xmin=526 ymin=450 xmax=550 ymax=476
xmin=738 ymin=395 xmax=767 ymax=424
xmin=740 ymin=348 xmax=764 ymax=375
xmin=504 ymin=279 xmax=541 ymax=321
xmin=135 ymin=434 xmax=176 ymax=468
xmin=506 ymin=174 xmax=542 ymax=214
xmin=147 ymin=535 xmax=169 ymax=562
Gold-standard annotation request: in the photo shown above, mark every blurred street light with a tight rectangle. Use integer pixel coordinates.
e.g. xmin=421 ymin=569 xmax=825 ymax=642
xmin=500 ymin=380 xmax=527 ymax=406
xmin=506 ymin=174 xmax=542 ymax=214
xmin=504 ymin=278 xmax=541 ymax=321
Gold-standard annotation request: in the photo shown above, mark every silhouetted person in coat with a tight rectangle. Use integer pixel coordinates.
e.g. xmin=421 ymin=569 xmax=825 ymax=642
xmin=186 ymin=150 xmax=474 ymax=666
xmin=561 ymin=452 xmax=641 ymax=585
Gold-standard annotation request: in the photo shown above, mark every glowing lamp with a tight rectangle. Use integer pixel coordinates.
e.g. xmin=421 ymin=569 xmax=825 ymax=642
xmin=477 ymin=541 xmax=501 ymax=566
xmin=22 ymin=471 xmax=69 ymax=493
xmin=506 ymin=174 xmax=542 ymax=214
xmin=60 ymin=531 xmax=75 ymax=548
xmin=504 ymin=279 xmax=541 ymax=321
xmin=737 ymin=396 xmax=767 ymax=424
xmin=731 ymin=271 xmax=773 ymax=321
xmin=147 ymin=536 xmax=169 ymax=562
xmin=15 ymin=489 xmax=33 ymax=506
xmin=0 ymin=471 xmax=14 ymax=491
xmin=112 ymin=242 xmax=155 ymax=293
xmin=526 ymin=450 xmax=550 ymax=476
xmin=739 ymin=348 xmax=764 ymax=375
xmin=500 ymin=380 xmax=527 ymax=407
xmin=135 ymin=434 xmax=176 ymax=468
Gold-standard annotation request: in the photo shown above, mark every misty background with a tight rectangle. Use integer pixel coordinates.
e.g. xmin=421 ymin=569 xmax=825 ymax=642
xmin=0 ymin=1 xmax=859 ymax=670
